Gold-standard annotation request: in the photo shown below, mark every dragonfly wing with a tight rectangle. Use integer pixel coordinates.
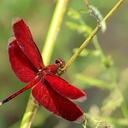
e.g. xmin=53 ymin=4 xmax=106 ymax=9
xmin=32 ymin=81 xmax=84 ymax=122
xmin=8 ymin=37 xmax=37 ymax=83
xmin=12 ymin=19 xmax=44 ymax=70
xmin=44 ymin=74 xmax=87 ymax=102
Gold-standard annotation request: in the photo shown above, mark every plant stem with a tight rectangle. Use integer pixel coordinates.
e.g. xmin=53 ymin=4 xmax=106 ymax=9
xmin=20 ymin=0 xmax=69 ymax=128
xmin=42 ymin=0 xmax=69 ymax=65
xmin=62 ymin=0 xmax=125 ymax=72
xmin=20 ymin=94 xmax=38 ymax=128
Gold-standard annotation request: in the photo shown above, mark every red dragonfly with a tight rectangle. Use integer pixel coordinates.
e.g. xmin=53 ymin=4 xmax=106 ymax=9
xmin=0 ymin=19 xmax=87 ymax=122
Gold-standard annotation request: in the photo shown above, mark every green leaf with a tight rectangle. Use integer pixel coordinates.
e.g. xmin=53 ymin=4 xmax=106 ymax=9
xmin=67 ymin=8 xmax=81 ymax=20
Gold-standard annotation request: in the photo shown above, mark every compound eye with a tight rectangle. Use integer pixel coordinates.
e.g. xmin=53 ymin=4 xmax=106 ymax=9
xmin=55 ymin=58 xmax=65 ymax=68
xmin=55 ymin=59 xmax=60 ymax=64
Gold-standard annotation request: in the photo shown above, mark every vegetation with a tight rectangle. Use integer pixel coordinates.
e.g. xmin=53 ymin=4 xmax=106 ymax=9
xmin=0 ymin=0 xmax=127 ymax=128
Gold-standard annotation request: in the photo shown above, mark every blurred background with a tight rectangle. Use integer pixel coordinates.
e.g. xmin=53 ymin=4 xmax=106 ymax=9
xmin=0 ymin=0 xmax=128 ymax=128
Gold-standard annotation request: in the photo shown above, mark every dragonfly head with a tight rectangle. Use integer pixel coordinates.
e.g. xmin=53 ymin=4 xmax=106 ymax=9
xmin=37 ymin=58 xmax=65 ymax=76
xmin=55 ymin=58 xmax=65 ymax=69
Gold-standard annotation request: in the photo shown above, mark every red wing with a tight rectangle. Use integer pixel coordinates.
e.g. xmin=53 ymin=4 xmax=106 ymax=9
xmin=44 ymin=74 xmax=87 ymax=102
xmin=12 ymin=19 xmax=44 ymax=70
xmin=8 ymin=37 xmax=37 ymax=83
xmin=32 ymin=81 xmax=84 ymax=122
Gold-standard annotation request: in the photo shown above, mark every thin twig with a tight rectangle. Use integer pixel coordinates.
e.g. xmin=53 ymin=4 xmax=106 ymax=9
xmin=61 ymin=0 xmax=125 ymax=73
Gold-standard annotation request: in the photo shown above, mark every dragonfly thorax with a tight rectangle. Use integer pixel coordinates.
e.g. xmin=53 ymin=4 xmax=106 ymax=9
xmin=38 ymin=58 xmax=65 ymax=77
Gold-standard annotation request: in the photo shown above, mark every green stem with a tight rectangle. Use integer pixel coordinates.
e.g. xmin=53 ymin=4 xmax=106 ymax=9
xmin=20 ymin=95 xmax=38 ymax=128
xmin=42 ymin=0 xmax=69 ymax=65
xmin=20 ymin=0 xmax=69 ymax=127
xmin=62 ymin=0 xmax=125 ymax=73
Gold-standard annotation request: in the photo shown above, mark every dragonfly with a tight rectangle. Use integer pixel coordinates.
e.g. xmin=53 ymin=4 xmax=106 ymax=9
xmin=0 ymin=19 xmax=87 ymax=122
